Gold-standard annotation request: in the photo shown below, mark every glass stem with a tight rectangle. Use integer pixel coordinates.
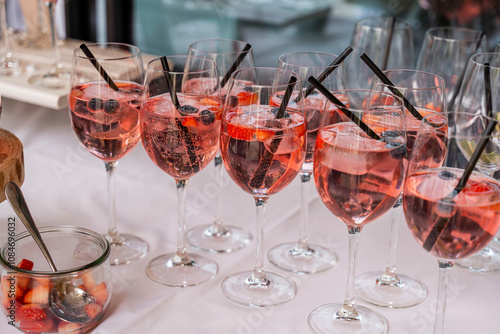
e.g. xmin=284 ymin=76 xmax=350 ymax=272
xmin=249 ymin=197 xmax=269 ymax=284
xmin=105 ymin=161 xmax=120 ymax=243
xmin=338 ymin=226 xmax=362 ymax=319
xmin=208 ymin=153 xmax=226 ymax=235
xmin=294 ymin=172 xmax=312 ymax=253
xmin=434 ymin=260 xmax=454 ymax=334
xmin=175 ymin=179 xmax=192 ymax=264
xmin=46 ymin=1 xmax=61 ymax=66
xmin=380 ymin=196 xmax=402 ymax=283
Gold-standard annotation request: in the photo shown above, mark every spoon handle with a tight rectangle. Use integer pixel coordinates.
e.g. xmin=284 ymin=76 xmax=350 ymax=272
xmin=4 ymin=182 xmax=58 ymax=272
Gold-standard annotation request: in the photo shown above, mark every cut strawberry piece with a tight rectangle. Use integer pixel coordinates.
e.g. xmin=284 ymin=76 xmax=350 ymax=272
xmin=17 ymin=303 xmax=47 ymax=322
xmin=58 ymin=321 xmax=82 ymax=333
xmin=89 ymin=282 xmax=109 ymax=305
xmin=23 ymin=284 xmax=50 ymax=305
xmin=1 ymin=276 xmax=24 ymax=302
xmin=82 ymin=272 xmax=96 ymax=291
xmin=200 ymin=97 xmax=220 ymax=106
xmin=464 ymin=180 xmax=495 ymax=194
xmin=84 ymin=303 xmax=103 ymax=320
xmin=236 ymin=91 xmax=258 ymax=105
xmin=227 ymin=123 xmax=254 ymax=141
xmin=181 ymin=116 xmax=198 ymax=127
xmin=255 ymin=129 xmax=274 ymax=142
xmin=17 ymin=259 xmax=34 ymax=271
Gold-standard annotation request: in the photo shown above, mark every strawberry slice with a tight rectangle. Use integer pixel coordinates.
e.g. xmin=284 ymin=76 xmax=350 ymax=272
xmin=90 ymin=282 xmax=109 ymax=305
xmin=82 ymin=272 xmax=96 ymax=291
xmin=84 ymin=303 xmax=103 ymax=320
xmin=17 ymin=303 xmax=47 ymax=322
xmin=464 ymin=179 xmax=495 ymax=195
xmin=1 ymin=276 xmax=24 ymax=302
xmin=200 ymin=97 xmax=220 ymax=106
xmin=20 ymin=318 xmax=54 ymax=332
xmin=181 ymin=116 xmax=198 ymax=127
xmin=23 ymin=284 xmax=50 ymax=305
xmin=236 ymin=91 xmax=258 ymax=105
xmin=17 ymin=259 xmax=34 ymax=271
xmin=227 ymin=122 xmax=254 ymax=141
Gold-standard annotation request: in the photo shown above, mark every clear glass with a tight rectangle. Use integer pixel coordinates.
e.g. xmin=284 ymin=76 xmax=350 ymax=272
xmin=186 ymin=38 xmax=254 ymax=253
xmin=309 ymin=89 xmax=405 ymax=333
xmin=403 ymin=111 xmax=500 ymax=333
xmin=69 ymin=43 xmax=148 ymax=265
xmin=0 ymin=225 xmax=112 ymax=333
xmin=267 ymin=51 xmax=347 ymax=274
xmin=28 ymin=0 xmax=69 ymax=89
xmin=416 ymin=26 xmax=488 ymax=108
xmin=453 ymin=53 xmax=500 ymax=273
xmin=220 ymin=67 xmax=306 ymax=306
xmin=0 ymin=0 xmax=22 ymax=76
xmin=141 ymin=55 xmax=220 ymax=287
xmin=355 ymin=69 xmax=446 ymax=308
xmin=346 ymin=16 xmax=414 ymax=89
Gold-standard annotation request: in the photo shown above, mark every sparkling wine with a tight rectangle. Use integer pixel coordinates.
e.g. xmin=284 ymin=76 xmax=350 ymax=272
xmin=69 ymin=81 xmax=142 ymax=162
xmin=313 ymin=122 xmax=405 ymax=225
xmin=220 ymin=105 xmax=306 ymax=196
xmin=404 ymin=167 xmax=500 ymax=260
xmin=141 ymin=93 xmax=221 ymax=179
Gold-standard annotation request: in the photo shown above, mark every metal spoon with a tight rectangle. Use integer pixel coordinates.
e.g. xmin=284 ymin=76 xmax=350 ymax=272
xmin=4 ymin=182 xmax=96 ymax=324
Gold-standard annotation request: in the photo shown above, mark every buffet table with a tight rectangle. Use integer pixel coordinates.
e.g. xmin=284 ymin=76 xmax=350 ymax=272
xmin=0 ymin=97 xmax=498 ymax=333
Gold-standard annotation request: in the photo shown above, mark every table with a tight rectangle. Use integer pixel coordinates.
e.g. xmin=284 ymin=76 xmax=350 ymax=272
xmin=0 ymin=98 xmax=498 ymax=333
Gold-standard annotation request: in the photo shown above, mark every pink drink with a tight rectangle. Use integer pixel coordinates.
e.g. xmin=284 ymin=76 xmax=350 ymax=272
xmin=220 ymin=105 xmax=306 ymax=196
xmin=313 ymin=122 xmax=405 ymax=225
xmin=403 ymin=168 xmax=500 ymax=260
xmin=406 ymin=107 xmax=439 ymax=155
xmin=69 ymin=82 xmax=142 ymax=162
xmin=141 ymin=93 xmax=221 ymax=180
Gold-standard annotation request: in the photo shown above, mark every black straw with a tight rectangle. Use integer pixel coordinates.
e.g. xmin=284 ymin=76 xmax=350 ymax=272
xmin=448 ymin=31 xmax=485 ymax=110
xmin=308 ymin=76 xmax=381 ymax=141
xmin=381 ymin=17 xmax=396 ymax=71
xmin=423 ymin=119 xmax=498 ymax=251
xmin=484 ymin=63 xmax=493 ymax=118
xmin=361 ymin=53 xmax=423 ymax=120
xmin=220 ymin=43 xmax=252 ymax=88
xmin=80 ymin=44 xmax=119 ymax=92
xmin=160 ymin=56 xmax=180 ymax=109
xmin=159 ymin=57 xmax=199 ymax=174
xmin=249 ymin=76 xmax=297 ymax=189
xmin=295 ymin=46 xmax=353 ymax=103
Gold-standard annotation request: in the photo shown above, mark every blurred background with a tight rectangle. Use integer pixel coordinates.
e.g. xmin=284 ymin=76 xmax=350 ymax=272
xmin=4 ymin=0 xmax=500 ymax=65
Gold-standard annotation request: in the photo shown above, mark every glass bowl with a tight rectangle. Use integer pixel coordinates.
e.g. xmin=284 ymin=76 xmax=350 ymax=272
xmin=0 ymin=225 xmax=111 ymax=333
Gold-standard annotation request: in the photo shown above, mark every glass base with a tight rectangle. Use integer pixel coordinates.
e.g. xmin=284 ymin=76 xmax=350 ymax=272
xmin=29 ymin=68 xmax=69 ymax=89
xmin=0 ymin=58 xmax=21 ymax=76
xmin=267 ymin=242 xmax=338 ymax=274
xmin=186 ymin=223 xmax=252 ymax=253
xmin=146 ymin=252 xmax=217 ymax=287
xmin=455 ymin=245 xmax=500 ymax=273
xmin=308 ymin=303 xmax=388 ymax=334
xmin=106 ymin=233 xmax=149 ymax=266
xmin=221 ymin=271 xmax=296 ymax=307
xmin=355 ymin=271 xmax=427 ymax=308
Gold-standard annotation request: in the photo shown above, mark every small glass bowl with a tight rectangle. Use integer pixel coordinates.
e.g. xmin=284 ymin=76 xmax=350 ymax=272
xmin=0 ymin=225 xmax=111 ymax=333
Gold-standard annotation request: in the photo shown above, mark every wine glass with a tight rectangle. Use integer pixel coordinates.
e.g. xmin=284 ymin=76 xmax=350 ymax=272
xmin=220 ymin=67 xmax=306 ymax=307
xmin=141 ymin=55 xmax=220 ymax=287
xmin=308 ymin=88 xmax=405 ymax=333
xmin=267 ymin=51 xmax=346 ymax=274
xmin=0 ymin=0 xmax=21 ymax=76
xmin=29 ymin=0 xmax=70 ymax=89
xmin=355 ymin=69 xmax=446 ymax=308
xmin=69 ymin=43 xmax=148 ymax=265
xmin=416 ymin=27 xmax=488 ymax=108
xmin=346 ymin=16 xmax=414 ymax=89
xmin=403 ymin=111 xmax=500 ymax=334
xmin=186 ymin=38 xmax=254 ymax=253
xmin=452 ymin=53 xmax=500 ymax=273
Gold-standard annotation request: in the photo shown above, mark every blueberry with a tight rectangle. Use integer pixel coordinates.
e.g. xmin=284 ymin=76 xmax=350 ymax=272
xmin=381 ymin=130 xmax=402 ymax=139
xmin=87 ymin=98 xmax=104 ymax=113
xmin=200 ymin=109 xmax=216 ymax=126
xmin=385 ymin=141 xmax=407 ymax=160
xmin=178 ymin=105 xmax=197 ymax=115
xmin=226 ymin=95 xmax=239 ymax=108
xmin=104 ymin=99 xmax=120 ymax=115
xmin=270 ymin=107 xmax=290 ymax=119
xmin=438 ymin=170 xmax=456 ymax=180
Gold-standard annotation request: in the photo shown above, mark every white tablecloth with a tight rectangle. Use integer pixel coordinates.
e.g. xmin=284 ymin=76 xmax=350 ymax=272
xmin=0 ymin=98 xmax=498 ymax=333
